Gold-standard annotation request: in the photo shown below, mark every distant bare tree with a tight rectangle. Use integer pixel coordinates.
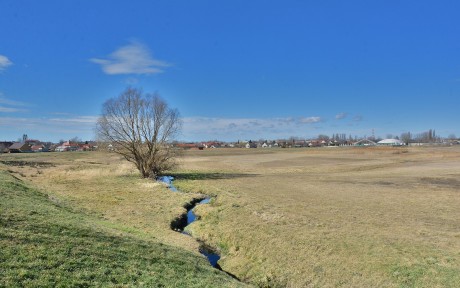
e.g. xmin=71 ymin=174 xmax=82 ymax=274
xmin=97 ymin=87 xmax=181 ymax=178
xmin=70 ymin=136 xmax=81 ymax=143
xmin=318 ymin=134 xmax=329 ymax=141
xmin=400 ymin=132 xmax=412 ymax=145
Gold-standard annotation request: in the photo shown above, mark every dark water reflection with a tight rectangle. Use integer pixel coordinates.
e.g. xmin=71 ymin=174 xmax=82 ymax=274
xmin=158 ymin=176 xmax=221 ymax=267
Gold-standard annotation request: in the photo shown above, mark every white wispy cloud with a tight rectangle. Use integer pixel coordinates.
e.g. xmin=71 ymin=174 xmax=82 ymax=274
xmin=0 ymin=94 xmax=27 ymax=107
xmin=299 ymin=116 xmax=323 ymax=124
xmin=335 ymin=112 xmax=347 ymax=120
xmin=0 ymin=106 xmax=27 ymax=113
xmin=90 ymin=41 xmax=170 ymax=75
xmin=0 ymin=115 xmax=99 ymax=141
xmin=48 ymin=116 xmax=99 ymax=124
xmin=0 ymin=55 xmax=13 ymax=71
xmin=0 ymin=93 xmax=29 ymax=113
xmin=0 ymin=115 xmax=98 ymax=128
xmin=181 ymin=116 xmax=326 ymax=141
xmin=0 ymin=113 xmax=372 ymax=143
xmin=353 ymin=115 xmax=363 ymax=122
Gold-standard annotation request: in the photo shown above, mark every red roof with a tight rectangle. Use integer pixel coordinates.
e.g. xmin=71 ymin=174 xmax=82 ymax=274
xmin=176 ymin=143 xmax=198 ymax=148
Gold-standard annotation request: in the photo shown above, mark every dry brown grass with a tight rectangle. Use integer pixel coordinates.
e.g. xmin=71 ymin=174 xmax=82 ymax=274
xmin=173 ymin=146 xmax=460 ymax=287
xmin=2 ymin=147 xmax=459 ymax=287
xmin=0 ymin=152 xmax=206 ymax=253
xmin=0 ymin=153 xmax=246 ymax=287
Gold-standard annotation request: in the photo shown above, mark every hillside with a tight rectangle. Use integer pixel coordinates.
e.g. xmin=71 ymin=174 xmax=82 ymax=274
xmin=0 ymin=168 xmax=244 ymax=287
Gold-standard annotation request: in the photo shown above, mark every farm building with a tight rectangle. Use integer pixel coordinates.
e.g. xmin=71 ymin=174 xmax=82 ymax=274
xmin=0 ymin=142 xmax=13 ymax=153
xmin=377 ymin=139 xmax=404 ymax=146
xmin=8 ymin=142 xmax=32 ymax=153
xmin=353 ymin=139 xmax=377 ymax=146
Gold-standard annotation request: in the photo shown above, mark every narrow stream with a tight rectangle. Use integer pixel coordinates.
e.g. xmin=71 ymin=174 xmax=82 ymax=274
xmin=157 ymin=176 xmax=221 ymax=267
xmin=157 ymin=176 xmax=178 ymax=192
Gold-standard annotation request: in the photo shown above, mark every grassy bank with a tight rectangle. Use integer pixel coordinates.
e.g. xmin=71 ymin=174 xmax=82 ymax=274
xmin=0 ymin=156 xmax=245 ymax=287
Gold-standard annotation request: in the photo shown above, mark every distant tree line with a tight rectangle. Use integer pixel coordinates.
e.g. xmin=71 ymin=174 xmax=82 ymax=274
xmin=325 ymin=129 xmax=457 ymax=146
xmin=400 ymin=129 xmax=443 ymax=145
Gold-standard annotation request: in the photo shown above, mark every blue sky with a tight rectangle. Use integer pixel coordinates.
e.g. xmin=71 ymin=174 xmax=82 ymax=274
xmin=1 ymin=1 xmax=459 ymax=142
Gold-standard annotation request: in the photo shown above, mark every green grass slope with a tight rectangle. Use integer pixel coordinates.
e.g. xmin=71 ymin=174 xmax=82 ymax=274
xmin=0 ymin=170 xmax=244 ymax=288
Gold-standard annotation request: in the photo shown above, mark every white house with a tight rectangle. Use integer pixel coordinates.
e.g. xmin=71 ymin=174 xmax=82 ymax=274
xmin=377 ymin=139 xmax=404 ymax=146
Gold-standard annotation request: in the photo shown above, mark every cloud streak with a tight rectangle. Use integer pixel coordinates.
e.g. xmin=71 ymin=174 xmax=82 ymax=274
xmin=90 ymin=41 xmax=170 ymax=75
xmin=0 ymin=115 xmax=98 ymax=128
xmin=0 ymin=107 xmax=27 ymax=113
xmin=0 ymin=94 xmax=28 ymax=107
xmin=0 ymin=115 xmax=99 ymax=141
xmin=335 ymin=112 xmax=347 ymax=120
xmin=0 ymin=55 xmax=13 ymax=71
xmin=0 ymin=112 xmax=370 ymax=143
xmin=299 ymin=116 xmax=323 ymax=124
xmin=181 ymin=116 xmax=326 ymax=141
xmin=0 ymin=93 xmax=29 ymax=113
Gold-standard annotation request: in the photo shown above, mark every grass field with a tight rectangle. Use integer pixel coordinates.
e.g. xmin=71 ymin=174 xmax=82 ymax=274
xmin=1 ymin=147 xmax=459 ymax=287
xmin=0 ymin=153 xmax=245 ymax=287
xmin=173 ymin=146 xmax=460 ymax=287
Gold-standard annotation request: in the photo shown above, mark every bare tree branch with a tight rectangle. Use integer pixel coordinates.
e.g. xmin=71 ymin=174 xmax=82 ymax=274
xmin=96 ymin=87 xmax=182 ymax=178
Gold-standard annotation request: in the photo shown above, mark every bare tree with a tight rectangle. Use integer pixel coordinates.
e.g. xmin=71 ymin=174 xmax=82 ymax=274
xmin=400 ymin=132 xmax=412 ymax=145
xmin=97 ymin=87 xmax=181 ymax=178
xmin=70 ymin=136 xmax=81 ymax=143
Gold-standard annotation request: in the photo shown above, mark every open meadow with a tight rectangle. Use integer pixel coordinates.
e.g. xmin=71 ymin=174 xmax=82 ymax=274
xmin=1 ymin=146 xmax=460 ymax=287
xmin=174 ymin=146 xmax=460 ymax=287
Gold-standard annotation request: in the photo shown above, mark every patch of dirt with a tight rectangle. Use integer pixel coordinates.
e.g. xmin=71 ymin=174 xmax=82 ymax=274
xmin=420 ymin=177 xmax=460 ymax=189
xmin=0 ymin=160 xmax=55 ymax=168
xmin=375 ymin=181 xmax=395 ymax=186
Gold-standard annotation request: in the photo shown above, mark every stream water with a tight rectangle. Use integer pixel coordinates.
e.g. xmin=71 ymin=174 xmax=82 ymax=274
xmin=156 ymin=176 xmax=178 ymax=192
xmin=157 ymin=176 xmax=221 ymax=268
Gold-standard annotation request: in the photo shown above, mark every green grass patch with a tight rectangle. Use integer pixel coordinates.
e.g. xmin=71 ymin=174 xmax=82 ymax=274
xmin=0 ymin=170 xmax=244 ymax=287
xmin=390 ymin=261 xmax=460 ymax=288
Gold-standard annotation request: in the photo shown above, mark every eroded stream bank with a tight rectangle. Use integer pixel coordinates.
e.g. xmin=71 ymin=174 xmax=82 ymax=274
xmin=157 ymin=176 xmax=237 ymax=276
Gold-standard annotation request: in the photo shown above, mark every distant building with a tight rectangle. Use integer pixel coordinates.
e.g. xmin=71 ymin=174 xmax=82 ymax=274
xmin=8 ymin=142 xmax=32 ymax=153
xmin=175 ymin=143 xmax=199 ymax=150
xmin=31 ymin=144 xmax=45 ymax=152
xmin=0 ymin=142 xmax=13 ymax=153
xmin=353 ymin=139 xmax=377 ymax=146
xmin=377 ymin=139 xmax=404 ymax=146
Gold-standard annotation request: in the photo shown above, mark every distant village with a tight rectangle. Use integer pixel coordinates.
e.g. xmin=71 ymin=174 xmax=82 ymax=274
xmin=176 ymin=135 xmax=459 ymax=150
xmin=0 ymin=134 xmax=97 ymax=153
xmin=1 ymin=130 xmax=458 ymax=154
